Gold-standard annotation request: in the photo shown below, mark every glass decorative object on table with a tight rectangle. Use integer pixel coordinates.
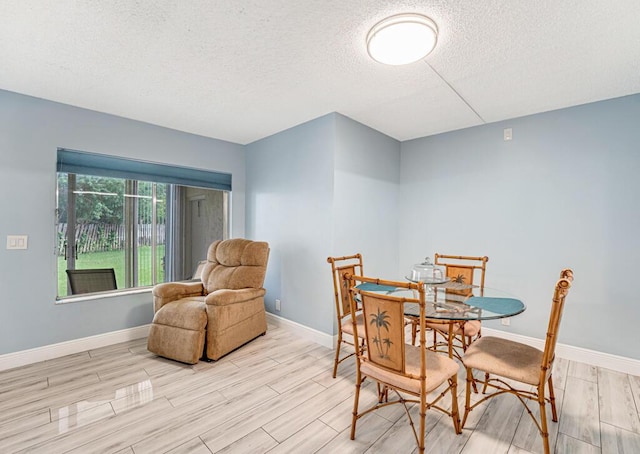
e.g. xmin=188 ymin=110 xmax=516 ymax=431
xmin=407 ymin=257 xmax=449 ymax=299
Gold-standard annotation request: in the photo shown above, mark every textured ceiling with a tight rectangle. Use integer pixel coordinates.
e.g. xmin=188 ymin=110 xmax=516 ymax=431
xmin=1 ymin=1 xmax=639 ymax=145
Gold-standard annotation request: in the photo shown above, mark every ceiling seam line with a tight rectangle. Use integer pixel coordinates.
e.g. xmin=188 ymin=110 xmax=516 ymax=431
xmin=425 ymin=61 xmax=486 ymax=123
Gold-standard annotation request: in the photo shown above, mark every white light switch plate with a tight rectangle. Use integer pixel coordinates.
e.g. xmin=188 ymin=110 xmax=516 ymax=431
xmin=6 ymin=235 xmax=28 ymax=250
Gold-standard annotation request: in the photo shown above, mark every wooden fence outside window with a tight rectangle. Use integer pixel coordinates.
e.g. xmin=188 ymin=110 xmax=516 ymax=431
xmin=56 ymin=223 xmax=166 ymax=256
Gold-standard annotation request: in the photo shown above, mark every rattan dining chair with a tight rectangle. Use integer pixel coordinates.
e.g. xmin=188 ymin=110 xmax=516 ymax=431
xmin=345 ymin=274 xmax=461 ymax=453
xmin=460 ymin=269 xmax=573 ymax=454
xmin=327 ymin=254 xmax=366 ymax=378
xmin=411 ymin=254 xmax=489 ymax=359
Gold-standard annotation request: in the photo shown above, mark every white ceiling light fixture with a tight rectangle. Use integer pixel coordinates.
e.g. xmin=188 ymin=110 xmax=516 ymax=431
xmin=366 ymin=13 xmax=438 ymax=65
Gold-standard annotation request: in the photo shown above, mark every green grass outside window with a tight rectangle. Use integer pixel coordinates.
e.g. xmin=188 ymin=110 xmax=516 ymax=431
xmin=57 ymin=245 xmax=165 ymax=297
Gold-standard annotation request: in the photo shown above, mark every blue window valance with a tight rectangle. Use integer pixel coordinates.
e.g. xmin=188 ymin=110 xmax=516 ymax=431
xmin=57 ymin=148 xmax=232 ymax=191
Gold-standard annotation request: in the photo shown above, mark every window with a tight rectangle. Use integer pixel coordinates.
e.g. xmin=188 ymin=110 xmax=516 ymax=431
xmin=56 ymin=149 xmax=231 ymax=299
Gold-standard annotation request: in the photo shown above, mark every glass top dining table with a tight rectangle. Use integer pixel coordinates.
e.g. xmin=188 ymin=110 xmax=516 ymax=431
xmin=357 ymin=280 xmax=526 ymax=321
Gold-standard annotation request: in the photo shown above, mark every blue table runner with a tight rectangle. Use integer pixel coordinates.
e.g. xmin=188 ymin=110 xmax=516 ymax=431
xmin=355 ymin=282 xmax=398 ymax=292
xmin=465 ymin=296 xmax=524 ymax=314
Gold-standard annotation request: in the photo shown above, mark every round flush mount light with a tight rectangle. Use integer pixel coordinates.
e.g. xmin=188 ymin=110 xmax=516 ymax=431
xmin=366 ymin=13 xmax=438 ymax=65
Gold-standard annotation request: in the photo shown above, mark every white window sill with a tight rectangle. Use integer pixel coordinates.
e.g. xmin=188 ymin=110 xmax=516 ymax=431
xmin=55 ymin=287 xmax=153 ymax=304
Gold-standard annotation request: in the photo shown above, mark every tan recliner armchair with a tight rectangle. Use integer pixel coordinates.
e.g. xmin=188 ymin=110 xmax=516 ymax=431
xmin=147 ymin=238 xmax=269 ymax=364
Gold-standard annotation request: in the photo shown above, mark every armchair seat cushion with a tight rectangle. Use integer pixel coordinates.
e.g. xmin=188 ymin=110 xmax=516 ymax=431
xmin=152 ymin=297 xmax=207 ymax=331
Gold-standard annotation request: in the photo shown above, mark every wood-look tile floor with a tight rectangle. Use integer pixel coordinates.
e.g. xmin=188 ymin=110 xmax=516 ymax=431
xmin=1 ymin=323 xmax=639 ymax=453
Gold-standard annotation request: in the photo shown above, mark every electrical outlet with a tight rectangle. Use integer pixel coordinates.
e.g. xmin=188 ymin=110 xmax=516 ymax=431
xmin=275 ymin=299 xmax=281 ymax=311
xmin=501 ymin=317 xmax=510 ymax=326
xmin=503 ymin=128 xmax=513 ymax=141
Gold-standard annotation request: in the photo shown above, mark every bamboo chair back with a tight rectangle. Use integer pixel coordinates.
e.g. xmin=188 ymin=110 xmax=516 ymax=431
xmin=540 ymin=269 xmax=574 ymax=379
xmin=327 ymin=254 xmax=365 ymax=378
xmin=353 ymin=279 xmax=424 ymax=376
xmin=327 ymin=254 xmax=364 ymax=320
xmin=434 ymin=253 xmax=489 ymax=296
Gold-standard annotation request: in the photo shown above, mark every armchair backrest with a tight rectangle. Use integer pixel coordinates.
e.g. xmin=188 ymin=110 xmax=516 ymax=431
xmin=201 ymin=239 xmax=269 ymax=293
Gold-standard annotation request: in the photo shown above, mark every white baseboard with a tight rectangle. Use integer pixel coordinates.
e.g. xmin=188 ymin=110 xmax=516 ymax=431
xmin=0 ymin=324 xmax=151 ymax=372
xmin=3 ymin=320 xmax=638 ymax=377
xmin=483 ymin=327 xmax=640 ymax=376
xmin=264 ymin=315 xmax=640 ymax=376
xmin=266 ymin=313 xmax=334 ymax=348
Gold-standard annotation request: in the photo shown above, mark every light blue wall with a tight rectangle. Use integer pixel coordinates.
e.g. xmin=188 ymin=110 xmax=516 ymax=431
xmin=0 ymin=89 xmax=246 ymax=355
xmin=399 ymin=94 xmax=640 ymax=359
xmin=246 ymin=113 xmax=401 ymax=335
xmin=245 ymin=115 xmax=336 ymax=334
xmin=333 ymin=114 xmax=401 ymax=278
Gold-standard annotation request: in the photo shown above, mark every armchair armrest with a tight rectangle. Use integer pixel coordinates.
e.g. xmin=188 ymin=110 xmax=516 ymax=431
xmin=152 ymin=281 xmax=204 ymax=312
xmin=153 ymin=281 xmax=204 ymax=298
xmin=205 ymin=288 xmax=266 ymax=307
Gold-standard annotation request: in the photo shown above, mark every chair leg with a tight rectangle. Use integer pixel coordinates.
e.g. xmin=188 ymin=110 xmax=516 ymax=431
xmin=461 ymin=368 xmax=474 ymax=428
xmin=460 ymin=326 xmax=468 ymax=351
xmin=376 ymin=383 xmax=389 ymax=403
xmin=350 ymin=373 xmax=362 ymax=440
xmin=333 ymin=332 xmax=343 ymax=378
xmin=411 ymin=320 xmax=418 ymax=346
xmin=481 ymin=372 xmax=490 ymax=394
xmin=463 ymin=334 xmax=479 ymax=394
xmin=538 ymin=389 xmax=551 ymax=454
xmin=548 ymin=375 xmax=558 ymax=421
xmin=450 ymin=375 xmax=462 ymax=434
xmin=470 ymin=377 xmax=479 ymax=394
xmin=418 ymin=395 xmax=426 ymax=453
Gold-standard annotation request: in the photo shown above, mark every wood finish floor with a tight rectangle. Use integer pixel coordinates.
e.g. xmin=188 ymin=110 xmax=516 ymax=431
xmin=1 ymin=322 xmax=640 ymax=453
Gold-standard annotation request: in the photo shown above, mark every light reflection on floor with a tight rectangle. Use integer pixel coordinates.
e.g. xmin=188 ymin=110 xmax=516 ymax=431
xmin=56 ymin=380 xmax=153 ymax=434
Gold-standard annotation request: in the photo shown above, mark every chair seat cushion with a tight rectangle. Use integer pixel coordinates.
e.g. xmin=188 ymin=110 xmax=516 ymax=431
xmin=152 ymin=297 xmax=207 ymax=331
xmin=426 ymin=320 xmax=481 ymax=337
xmin=361 ymin=346 xmax=459 ymax=395
xmin=462 ymin=336 xmax=543 ymax=386
xmin=341 ymin=312 xmax=365 ymax=338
